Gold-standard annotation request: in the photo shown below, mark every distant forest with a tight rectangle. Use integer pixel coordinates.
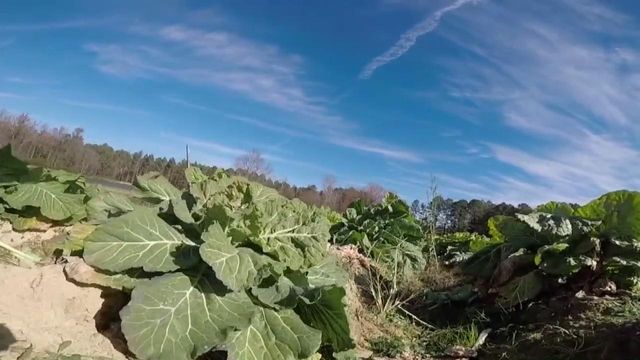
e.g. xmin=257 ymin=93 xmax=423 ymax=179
xmin=0 ymin=110 xmax=534 ymax=234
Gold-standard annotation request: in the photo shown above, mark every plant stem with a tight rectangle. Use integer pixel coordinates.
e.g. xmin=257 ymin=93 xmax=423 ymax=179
xmin=398 ymin=305 xmax=436 ymax=329
xmin=0 ymin=240 xmax=41 ymax=265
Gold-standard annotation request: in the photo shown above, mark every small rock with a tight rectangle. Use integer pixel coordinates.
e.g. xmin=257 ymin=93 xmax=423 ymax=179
xmin=592 ymin=277 xmax=616 ymax=296
xmin=444 ymin=345 xmax=477 ymax=358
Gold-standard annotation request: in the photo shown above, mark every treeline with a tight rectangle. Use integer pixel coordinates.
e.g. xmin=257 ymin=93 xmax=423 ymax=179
xmin=0 ymin=110 xmax=384 ymax=211
xmin=411 ymin=197 xmax=535 ymax=235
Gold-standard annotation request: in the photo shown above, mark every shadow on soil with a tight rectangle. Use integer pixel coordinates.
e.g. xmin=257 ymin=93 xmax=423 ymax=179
xmin=94 ymin=289 xmax=134 ymax=358
xmin=0 ymin=324 xmax=17 ymax=351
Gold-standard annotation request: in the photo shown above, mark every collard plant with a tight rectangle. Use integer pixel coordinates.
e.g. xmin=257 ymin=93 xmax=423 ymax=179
xmin=459 ymin=190 xmax=640 ymax=307
xmin=434 ymin=232 xmax=500 ymax=265
xmin=0 ymin=144 xmax=90 ymax=230
xmin=331 ymin=193 xmax=426 ymax=279
xmin=331 ymin=194 xmax=426 ymax=314
xmin=73 ymin=167 xmax=355 ymax=360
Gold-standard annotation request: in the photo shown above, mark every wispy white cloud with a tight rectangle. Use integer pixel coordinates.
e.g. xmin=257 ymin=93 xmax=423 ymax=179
xmin=0 ymin=92 xmax=30 ymax=99
xmin=162 ymin=96 xmax=306 ymax=138
xmin=161 ymin=96 xmax=213 ymax=113
xmin=61 ymin=99 xmax=148 ymax=116
xmin=162 ymin=96 xmax=421 ymax=161
xmin=439 ymin=128 xmax=462 ymax=137
xmin=166 ymin=134 xmax=245 ymax=156
xmin=359 ymin=0 xmax=479 ymax=79
xmin=0 ymin=38 xmax=14 ymax=49
xmin=87 ymin=23 xmax=421 ymax=162
xmin=86 ymin=24 xmax=345 ymax=130
xmin=0 ymin=19 xmax=113 ymax=32
xmin=162 ymin=132 xmax=334 ymax=174
xmin=431 ymin=0 xmax=640 ymax=203
xmin=4 ymin=76 xmax=56 ymax=85
xmin=330 ymin=135 xmax=422 ymax=162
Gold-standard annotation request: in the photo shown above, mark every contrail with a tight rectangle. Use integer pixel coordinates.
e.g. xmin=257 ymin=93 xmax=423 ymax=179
xmin=359 ymin=0 xmax=479 ymax=79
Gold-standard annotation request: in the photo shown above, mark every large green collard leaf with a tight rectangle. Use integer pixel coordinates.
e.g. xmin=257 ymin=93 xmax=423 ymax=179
xmin=2 ymin=182 xmax=85 ymax=221
xmin=490 ymin=248 xmax=534 ymax=286
xmin=200 ymin=223 xmax=277 ymax=291
xmin=58 ymin=224 xmax=96 ymax=254
xmin=487 ymin=215 xmax=537 ymax=248
xmin=41 ymin=168 xmax=86 ymax=188
xmin=370 ymin=238 xmax=426 ymax=279
xmin=12 ymin=216 xmax=50 ymax=231
xmin=574 ymin=190 xmax=640 ymax=240
xmin=535 ymin=201 xmax=576 ymax=216
xmin=252 ymin=199 xmax=329 ymax=270
xmin=497 ymin=271 xmax=544 ymax=307
xmin=227 ymin=308 xmax=322 ymax=360
xmin=435 ymin=232 xmax=500 ymax=266
xmin=63 ymin=256 xmax=150 ymax=291
xmin=516 ymin=212 xmax=596 ymax=238
xmin=605 ymin=238 xmax=640 ymax=261
xmin=533 ymin=240 xmax=597 ymax=276
xmin=85 ymin=185 xmax=136 ymax=223
xmin=604 ymin=257 xmax=640 ymax=292
xmin=306 ymin=257 xmax=348 ymax=288
xmin=247 ymin=181 xmax=281 ymax=205
xmin=134 ymin=172 xmax=182 ymax=201
xmin=170 ymin=198 xmax=195 ymax=224
xmin=83 ymin=208 xmax=196 ymax=272
xmin=252 ymin=274 xmax=304 ymax=309
xmin=121 ymin=271 xmax=255 ymax=360
xmin=462 ymin=244 xmax=504 ymax=279
xmin=295 ymin=287 xmax=354 ymax=353
xmin=184 ymin=166 xmax=209 ymax=184
xmin=185 ymin=167 xmax=224 ymax=209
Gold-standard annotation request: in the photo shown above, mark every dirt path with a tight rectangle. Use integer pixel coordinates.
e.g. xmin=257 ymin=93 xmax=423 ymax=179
xmin=0 ymin=263 xmax=127 ymax=359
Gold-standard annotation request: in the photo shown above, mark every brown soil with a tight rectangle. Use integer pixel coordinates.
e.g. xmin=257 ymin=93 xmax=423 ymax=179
xmin=0 ymin=223 xmax=126 ymax=360
xmin=0 ymin=221 xmax=65 ymax=266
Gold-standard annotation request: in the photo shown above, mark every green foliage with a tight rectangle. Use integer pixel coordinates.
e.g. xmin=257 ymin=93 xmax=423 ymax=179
xmin=487 ymin=215 xmax=537 ymax=248
xmin=497 ymin=271 xmax=544 ymax=307
xmin=78 ymin=167 xmax=353 ymax=360
xmin=435 ymin=232 xmax=501 ymax=265
xmin=368 ymin=335 xmax=405 ymax=357
xmin=457 ymin=190 xmax=640 ymax=308
xmin=535 ymin=201 xmax=577 ymax=216
xmin=574 ymin=190 xmax=640 ymax=240
xmin=1 ymin=149 xmax=355 ymax=360
xmin=331 ymin=193 xmax=426 ymax=279
xmin=422 ymin=323 xmax=480 ymax=356
xmin=0 ymin=145 xmax=90 ymax=227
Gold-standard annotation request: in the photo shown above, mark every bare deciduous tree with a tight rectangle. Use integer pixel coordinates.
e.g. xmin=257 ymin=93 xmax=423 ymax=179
xmin=6 ymin=110 xmax=511 ymax=214
xmin=322 ymin=175 xmax=338 ymax=208
xmin=234 ymin=149 xmax=273 ymax=177
xmin=363 ymin=183 xmax=387 ymax=204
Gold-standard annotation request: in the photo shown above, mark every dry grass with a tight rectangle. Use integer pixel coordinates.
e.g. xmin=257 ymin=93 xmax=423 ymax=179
xmin=420 ymin=263 xmax=464 ymax=292
xmin=332 ymin=245 xmax=424 ymax=355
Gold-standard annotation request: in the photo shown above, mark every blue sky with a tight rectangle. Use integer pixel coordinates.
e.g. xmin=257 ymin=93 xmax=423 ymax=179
xmin=1 ymin=0 xmax=639 ymax=205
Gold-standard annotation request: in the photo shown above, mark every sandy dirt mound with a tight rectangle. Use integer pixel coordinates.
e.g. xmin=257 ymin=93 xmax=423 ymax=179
xmin=0 ymin=221 xmax=62 ymax=248
xmin=0 ymin=263 xmax=127 ymax=359
xmin=331 ymin=245 xmax=382 ymax=352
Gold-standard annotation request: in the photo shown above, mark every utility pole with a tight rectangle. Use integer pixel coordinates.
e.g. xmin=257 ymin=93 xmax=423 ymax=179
xmin=186 ymin=144 xmax=190 ymax=168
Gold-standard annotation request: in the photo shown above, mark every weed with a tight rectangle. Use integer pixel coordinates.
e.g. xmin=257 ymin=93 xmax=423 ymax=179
xmin=368 ymin=335 xmax=405 ymax=358
xmin=422 ymin=322 xmax=480 ymax=355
